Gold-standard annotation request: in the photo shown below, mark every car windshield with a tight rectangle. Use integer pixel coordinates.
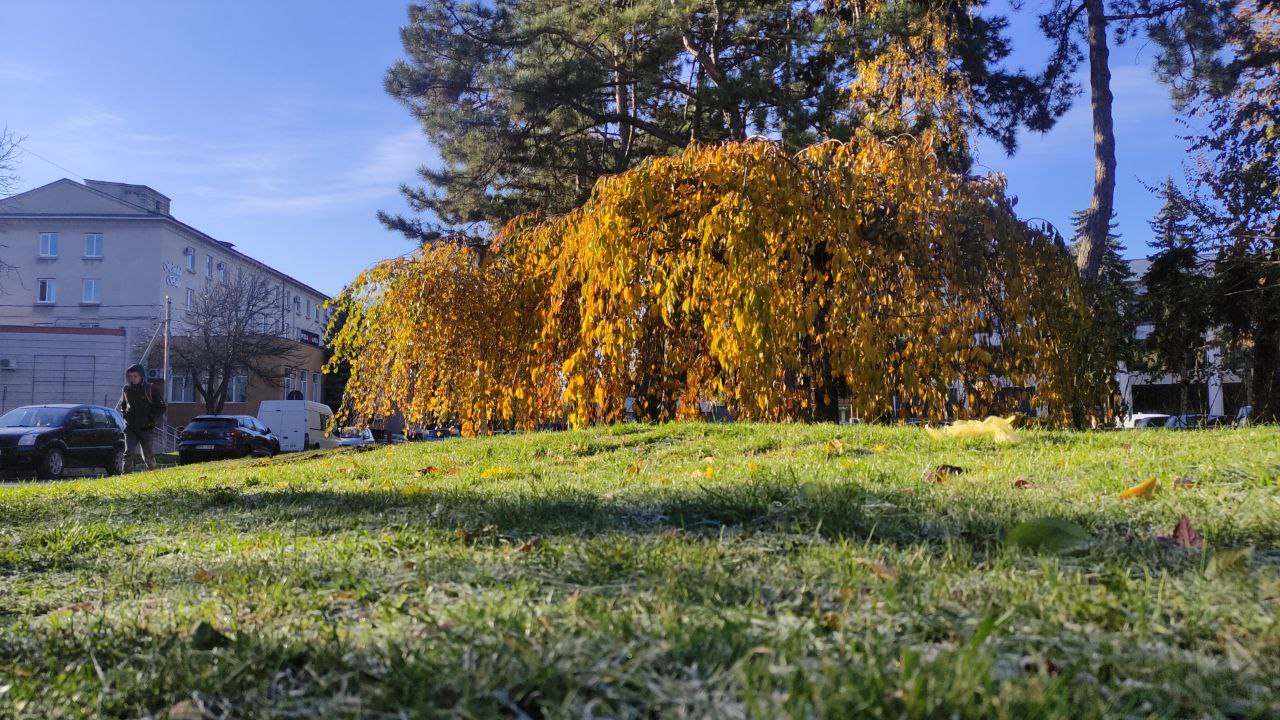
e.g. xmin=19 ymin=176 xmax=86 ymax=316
xmin=186 ymin=418 xmax=237 ymax=431
xmin=0 ymin=407 xmax=70 ymax=428
xmin=338 ymin=427 xmax=367 ymax=438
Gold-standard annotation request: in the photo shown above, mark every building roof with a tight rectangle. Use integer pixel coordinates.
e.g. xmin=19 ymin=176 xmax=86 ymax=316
xmin=1 ymin=179 xmax=329 ymax=299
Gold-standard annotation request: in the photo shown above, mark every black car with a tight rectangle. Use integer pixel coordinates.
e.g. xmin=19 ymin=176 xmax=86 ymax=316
xmin=178 ymin=415 xmax=280 ymax=464
xmin=0 ymin=404 xmax=128 ymax=479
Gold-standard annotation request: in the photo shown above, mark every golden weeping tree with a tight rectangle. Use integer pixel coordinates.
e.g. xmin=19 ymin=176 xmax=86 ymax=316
xmin=329 ymin=17 xmax=1112 ymax=433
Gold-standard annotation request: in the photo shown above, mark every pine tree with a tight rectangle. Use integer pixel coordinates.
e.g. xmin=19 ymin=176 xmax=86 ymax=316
xmin=380 ymin=0 xmax=1072 ymax=245
xmin=1071 ymin=209 xmax=1137 ymax=366
xmin=1141 ymin=179 xmax=1212 ymax=414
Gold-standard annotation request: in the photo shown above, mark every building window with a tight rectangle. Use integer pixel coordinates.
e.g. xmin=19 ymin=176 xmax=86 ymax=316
xmin=79 ymin=322 xmax=100 ymax=328
xmin=39 ymin=232 xmax=58 ymax=258
xmin=282 ymin=368 xmax=294 ymax=399
xmin=83 ymin=233 xmax=104 ymax=258
xmin=300 ymin=371 xmax=308 ymax=399
xmin=293 ymin=296 xmax=301 ymax=315
xmin=312 ymin=372 xmax=321 ymax=400
xmin=185 ymin=247 xmax=196 ymax=272
xmin=36 ymin=278 xmax=56 ymax=304
xmin=82 ymin=278 xmax=101 ymax=304
xmin=228 ymin=372 xmax=248 ymax=403
xmin=169 ymin=371 xmax=194 ymax=403
xmin=205 ymin=255 xmax=214 ymax=279
xmin=185 ymin=287 xmax=195 ymax=310
xmin=218 ymin=262 xmax=228 ymax=283
xmin=305 ymin=299 xmax=311 ymax=319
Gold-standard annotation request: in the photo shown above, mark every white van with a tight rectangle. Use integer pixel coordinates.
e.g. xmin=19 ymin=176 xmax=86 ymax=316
xmin=257 ymin=400 xmax=339 ymax=452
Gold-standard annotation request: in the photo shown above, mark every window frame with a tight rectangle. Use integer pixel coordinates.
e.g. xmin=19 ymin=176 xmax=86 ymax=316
xmin=205 ymin=255 xmax=214 ymax=279
xmin=81 ymin=278 xmax=101 ymax=305
xmin=185 ymin=247 xmax=196 ymax=272
xmin=185 ymin=287 xmax=195 ymax=310
xmin=38 ymin=232 xmax=59 ymax=258
xmin=36 ymin=278 xmax=56 ymax=304
xmin=83 ymin=233 xmax=104 ymax=259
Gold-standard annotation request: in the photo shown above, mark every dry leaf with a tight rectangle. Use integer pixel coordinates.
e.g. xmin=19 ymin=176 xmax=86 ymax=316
xmin=626 ymin=463 xmax=642 ymax=474
xmin=166 ymin=700 xmax=205 ymax=720
xmin=923 ymin=464 xmax=966 ymax=483
xmin=1166 ymin=515 xmax=1204 ymax=549
xmin=191 ymin=569 xmax=216 ymax=584
xmin=1119 ymin=477 xmax=1158 ymax=500
xmin=870 ymin=562 xmax=898 ymax=582
xmin=417 ymin=466 xmax=443 ymax=476
xmin=518 ymin=536 xmax=542 ymax=553
xmin=1011 ymin=478 xmax=1036 ymax=489
xmin=824 ymin=439 xmax=845 ymax=457
xmin=1173 ymin=476 xmax=1196 ymax=489
xmin=1206 ymin=546 xmax=1254 ymax=578
xmin=332 ymin=590 xmax=357 ymax=601
xmin=1121 ymin=442 xmax=1133 ymax=452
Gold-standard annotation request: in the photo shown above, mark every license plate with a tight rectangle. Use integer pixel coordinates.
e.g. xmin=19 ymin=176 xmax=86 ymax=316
xmin=196 ymin=445 xmax=215 ymax=450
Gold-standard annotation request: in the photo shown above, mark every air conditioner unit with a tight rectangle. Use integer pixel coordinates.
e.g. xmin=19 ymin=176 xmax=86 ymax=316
xmin=0 ymin=357 xmax=16 ymax=371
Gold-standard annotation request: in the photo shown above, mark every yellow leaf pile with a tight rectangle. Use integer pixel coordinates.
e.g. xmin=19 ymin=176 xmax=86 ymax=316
xmin=926 ymin=416 xmax=1018 ymax=443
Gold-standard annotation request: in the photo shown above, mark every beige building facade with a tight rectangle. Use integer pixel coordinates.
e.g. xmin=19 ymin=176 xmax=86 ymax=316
xmin=0 ymin=179 xmax=330 ymax=426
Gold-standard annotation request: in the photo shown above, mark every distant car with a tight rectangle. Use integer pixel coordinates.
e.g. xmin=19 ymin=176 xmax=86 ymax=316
xmin=1120 ymin=413 xmax=1172 ymax=429
xmin=178 ymin=415 xmax=280 ymax=464
xmin=258 ymin=400 xmax=338 ymax=452
xmin=335 ymin=427 xmax=375 ymax=447
xmin=0 ymin=404 xmax=128 ymax=479
xmin=1166 ymin=414 xmax=1231 ymax=430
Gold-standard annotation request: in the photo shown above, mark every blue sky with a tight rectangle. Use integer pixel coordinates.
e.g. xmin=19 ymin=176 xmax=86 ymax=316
xmin=1 ymin=0 xmax=1192 ymax=295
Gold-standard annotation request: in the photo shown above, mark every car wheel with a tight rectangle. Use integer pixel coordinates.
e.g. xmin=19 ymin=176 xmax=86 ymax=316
xmin=37 ymin=448 xmax=65 ymax=480
xmin=104 ymin=449 xmax=127 ymax=476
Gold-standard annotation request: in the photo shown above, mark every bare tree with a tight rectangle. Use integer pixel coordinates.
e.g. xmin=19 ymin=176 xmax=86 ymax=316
xmin=171 ymin=272 xmax=306 ymax=414
xmin=0 ymin=127 xmax=24 ymax=293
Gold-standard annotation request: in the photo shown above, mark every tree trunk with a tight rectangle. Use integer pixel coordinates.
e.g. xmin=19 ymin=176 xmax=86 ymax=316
xmin=1251 ymin=310 xmax=1280 ymax=422
xmin=1076 ymin=0 xmax=1117 ymax=285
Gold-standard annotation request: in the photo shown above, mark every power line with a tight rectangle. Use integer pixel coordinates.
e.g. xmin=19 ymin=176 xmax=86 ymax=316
xmin=15 ymin=146 xmax=86 ymax=182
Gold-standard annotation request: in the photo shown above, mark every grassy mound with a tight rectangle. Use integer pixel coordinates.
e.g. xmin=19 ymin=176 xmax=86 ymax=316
xmin=1 ymin=423 xmax=1278 ymax=718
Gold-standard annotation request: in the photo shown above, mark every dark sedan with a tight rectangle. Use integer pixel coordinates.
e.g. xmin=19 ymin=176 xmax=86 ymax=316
xmin=178 ymin=415 xmax=280 ymax=464
xmin=0 ymin=404 xmax=128 ymax=479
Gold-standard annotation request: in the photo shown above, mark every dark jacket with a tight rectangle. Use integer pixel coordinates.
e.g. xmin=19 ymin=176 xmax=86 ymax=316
xmin=118 ymin=381 xmax=166 ymax=432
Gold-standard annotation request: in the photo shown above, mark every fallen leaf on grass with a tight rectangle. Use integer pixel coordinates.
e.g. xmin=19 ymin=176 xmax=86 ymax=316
xmin=1119 ymin=477 xmax=1158 ymax=500
xmin=926 ymin=416 xmax=1018 ymax=442
xmin=869 ymin=562 xmax=898 ymax=582
xmin=166 ymin=700 xmax=206 ymax=720
xmin=480 ymin=466 xmax=516 ymax=479
xmin=824 ymin=439 xmax=845 ymax=458
xmin=1207 ymin=547 xmax=1254 ymax=578
xmin=190 ymin=621 xmax=231 ymax=650
xmin=1007 ymin=517 xmax=1093 ymax=554
xmin=332 ymin=591 xmax=357 ymax=601
xmin=1011 ymin=478 xmax=1036 ymax=489
xmin=518 ymin=537 xmax=542 ymax=553
xmin=417 ymin=466 xmax=445 ymax=476
xmin=626 ymin=462 xmax=642 ymax=474
xmin=1173 ymin=476 xmax=1196 ymax=489
xmin=1164 ymin=515 xmax=1204 ymax=549
xmin=191 ymin=569 xmax=216 ymax=584
xmin=923 ymin=464 xmax=966 ymax=483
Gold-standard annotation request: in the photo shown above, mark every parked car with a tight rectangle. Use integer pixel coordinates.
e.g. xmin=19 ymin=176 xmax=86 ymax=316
xmin=1120 ymin=413 xmax=1172 ymax=429
xmin=258 ymin=400 xmax=338 ymax=452
xmin=0 ymin=404 xmax=128 ymax=479
xmin=335 ymin=427 xmax=375 ymax=447
xmin=178 ymin=415 xmax=280 ymax=464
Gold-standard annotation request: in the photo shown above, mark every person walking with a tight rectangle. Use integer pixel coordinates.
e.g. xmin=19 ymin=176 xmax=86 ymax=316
xmin=117 ymin=363 xmax=166 ymax=471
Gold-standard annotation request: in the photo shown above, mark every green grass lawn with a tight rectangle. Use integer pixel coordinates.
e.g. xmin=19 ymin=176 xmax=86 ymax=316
xmin=2 ymin=423 xmax=1278 ymax=719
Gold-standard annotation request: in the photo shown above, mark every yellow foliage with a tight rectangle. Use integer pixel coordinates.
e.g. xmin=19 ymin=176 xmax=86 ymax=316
xmin=926 ymin=416 xmax=1018 ymax=443
xmin=1119 ymin=477 xmax=1158 ymax=500
xmin=326 ymin=17 xmax=1109 ymax=432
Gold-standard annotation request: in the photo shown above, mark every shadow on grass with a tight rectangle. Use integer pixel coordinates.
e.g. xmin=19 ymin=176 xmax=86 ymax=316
xmin=37 ymin=468 xmax=1280 ymax=560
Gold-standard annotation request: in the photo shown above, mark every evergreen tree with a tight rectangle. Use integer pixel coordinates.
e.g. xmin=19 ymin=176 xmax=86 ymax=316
xmin=1071 ymin=209 xmax=1137 ymax=367
xmin=381 ymin=0 xmax=1069 ymax=244
xmin=1141 ymin=180 xmax=1212 ymax=414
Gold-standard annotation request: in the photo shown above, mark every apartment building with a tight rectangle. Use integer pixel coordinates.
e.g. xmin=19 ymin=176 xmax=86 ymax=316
xmin=0 ymin=179 xmax=330 ymax=426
